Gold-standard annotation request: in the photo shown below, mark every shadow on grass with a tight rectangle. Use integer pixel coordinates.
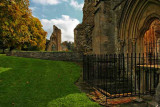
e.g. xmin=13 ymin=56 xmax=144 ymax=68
xmin=0 ymin=55 xmax=100 ymax=107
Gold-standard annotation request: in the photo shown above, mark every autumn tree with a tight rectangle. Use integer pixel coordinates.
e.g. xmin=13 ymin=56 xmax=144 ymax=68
xmin=0 ymin=0 xmax=47 ymax=52
xmin=22 ymin=17 xmax=47 ymax=51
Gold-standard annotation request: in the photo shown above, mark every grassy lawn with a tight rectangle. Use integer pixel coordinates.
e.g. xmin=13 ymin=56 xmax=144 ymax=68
xmin=0 ymin=55 xmax=100 ymax=107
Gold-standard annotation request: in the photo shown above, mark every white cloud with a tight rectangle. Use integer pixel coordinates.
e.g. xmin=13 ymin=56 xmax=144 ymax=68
xmin=32 ymin=0 xmax=68 ymax=5
xmin=41 ymin=15 xmax=80 ymax=42
xmin=31 ymin=0 xmax=84 ymax=10
xmin=29 ymin=6 xmax=37 ymax=12
xmin=70 ymin=0 xmax=84 ymax=10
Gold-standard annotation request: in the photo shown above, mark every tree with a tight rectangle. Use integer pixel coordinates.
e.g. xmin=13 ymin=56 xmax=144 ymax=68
xmin=0 ymin=0 xmax=47 ymax=52
xmin=0 ymin=36 xmax=8 ymax=53
xmin=0 ymin=0 xmax=30 ymax=51
xmin=22 ymin=16 xmax=47 ymax=51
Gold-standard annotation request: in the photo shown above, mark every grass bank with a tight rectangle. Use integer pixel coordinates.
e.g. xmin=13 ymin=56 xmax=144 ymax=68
xmin=0 ymin=54 xmax=100 ymax=107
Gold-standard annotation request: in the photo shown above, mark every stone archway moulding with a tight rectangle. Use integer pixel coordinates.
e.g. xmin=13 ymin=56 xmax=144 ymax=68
xmin=139 ymin=13 xmax=160 ymax=39
xmin=118 ymin=0 xmax=160 ymax=53
xmin=118 ymin=0 xmax=160 ymax=43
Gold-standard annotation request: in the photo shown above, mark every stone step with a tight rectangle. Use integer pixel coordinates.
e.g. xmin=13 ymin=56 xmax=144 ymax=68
xmin=148 ymin=101 xmax=158 ymax=107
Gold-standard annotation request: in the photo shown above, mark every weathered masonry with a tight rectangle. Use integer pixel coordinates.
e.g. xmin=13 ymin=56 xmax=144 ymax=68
xmin=74 ymin=0 xmax=96 ymax=53
xmin=7 ymin=52 xmax=83 ymax=62
xmin=47 ymin=25 xmax=62 ymax=51
xmin=78 ymin=0 xmax=160 ymax=104
xmin=74 ymin=0 xmax=160 ymax=55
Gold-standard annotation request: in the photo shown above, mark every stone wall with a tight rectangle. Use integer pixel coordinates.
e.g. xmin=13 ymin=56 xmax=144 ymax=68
xmin=74 ymin=0 xmax=97 ymax=53
xmin=6 ymin=52 xmax=83 ymax=62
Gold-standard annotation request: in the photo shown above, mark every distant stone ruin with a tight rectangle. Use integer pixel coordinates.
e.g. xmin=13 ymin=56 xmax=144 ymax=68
xmin=47 ymin=25 xmax=62 ymax=51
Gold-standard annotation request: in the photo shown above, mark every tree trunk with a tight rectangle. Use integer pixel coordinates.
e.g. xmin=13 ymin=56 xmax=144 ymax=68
xmin=9 ymin=47 xmax=14 ymax=52
xmin=2 ymin=48 xmax=5 ymax=54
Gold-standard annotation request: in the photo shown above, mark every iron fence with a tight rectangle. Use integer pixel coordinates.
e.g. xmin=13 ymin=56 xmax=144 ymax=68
xmin=83 ymin=53 xmax=160 ymax=99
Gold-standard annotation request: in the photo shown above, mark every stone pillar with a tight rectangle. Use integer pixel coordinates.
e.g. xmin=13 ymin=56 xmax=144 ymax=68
xmin=155 ymin=70 xmax=160 ymax=106
xmin=92 ymin=0 xmax=127 ymax=54
xmin=92 ymin=1 xmax=117 ymax=54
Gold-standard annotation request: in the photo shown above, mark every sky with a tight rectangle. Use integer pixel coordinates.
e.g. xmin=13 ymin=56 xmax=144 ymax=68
xmin=29 ymin=0 xmax=84 ymax=42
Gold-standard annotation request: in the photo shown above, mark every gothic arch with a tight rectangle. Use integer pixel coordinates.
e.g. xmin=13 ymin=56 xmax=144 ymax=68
xmin=118 ymin=0 xmax=160 ymax=53
xmin=139 ymin=14 xmax=160 ymax=38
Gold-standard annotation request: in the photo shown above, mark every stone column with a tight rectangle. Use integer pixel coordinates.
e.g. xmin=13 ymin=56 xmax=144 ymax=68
xmin=132 ymin=38 xmax=137 ymax=53
xmin=155 ymin=70 xmax=160 ymax=106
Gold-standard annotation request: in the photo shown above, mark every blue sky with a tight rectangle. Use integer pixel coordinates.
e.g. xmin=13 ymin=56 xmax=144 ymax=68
xmin=29 ymin=0 xmax=84 ymax=42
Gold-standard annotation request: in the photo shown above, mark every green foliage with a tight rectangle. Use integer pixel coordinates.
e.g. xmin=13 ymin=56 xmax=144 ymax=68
xmin=0 ymin=55 xmax=100 ymax=107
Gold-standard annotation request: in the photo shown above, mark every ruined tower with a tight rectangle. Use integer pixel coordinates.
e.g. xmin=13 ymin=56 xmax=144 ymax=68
xmin=47 ymin=25 xmax=62 ymax=51
xmin=74 ymin=0 xmax=98 ymax=53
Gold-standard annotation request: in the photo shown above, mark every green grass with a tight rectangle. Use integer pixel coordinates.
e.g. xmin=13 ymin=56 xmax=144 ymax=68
xmin=0 ymin=54 xmax=100 ymax=107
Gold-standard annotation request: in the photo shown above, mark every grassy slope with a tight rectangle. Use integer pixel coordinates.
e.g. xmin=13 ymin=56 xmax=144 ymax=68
xmin=0 ymin=55 xmax=100 ymax=107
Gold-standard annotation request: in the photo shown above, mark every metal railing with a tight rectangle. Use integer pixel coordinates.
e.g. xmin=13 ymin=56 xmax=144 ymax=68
xmin=83 ymin=53 xmax=160 ymax=99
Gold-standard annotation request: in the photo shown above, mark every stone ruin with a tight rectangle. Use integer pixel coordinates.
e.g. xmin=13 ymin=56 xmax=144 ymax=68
xmin=75 ymin=0 xmax=160 ymax=106
xmin=74 ymin=0 xmax=160 ymax=54
xmin=47 ymin=25 xmax=62 ymax=51
xmin=74 ymin=0 xmax=96 ymax=53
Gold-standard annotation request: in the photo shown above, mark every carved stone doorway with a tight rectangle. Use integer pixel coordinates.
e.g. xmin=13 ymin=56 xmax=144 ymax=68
xmin=143 ymin=20 xmax=160 ymax=64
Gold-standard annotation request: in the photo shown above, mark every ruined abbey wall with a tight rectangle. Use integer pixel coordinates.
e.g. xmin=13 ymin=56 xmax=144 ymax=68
xmin=75 ymin=0 xmax=160 ymax=54
xmin=74 ymin=0 xmax=125 ymax=54
xmin=47 ymin=25 xmax=62 ymax=51
xmin=92 ymin=0 xmax=125 ymax=54
xmin=94 ymin=0 xmax=160 ymax=54
xmin=74 ymin=0 xmax=97 ymax=53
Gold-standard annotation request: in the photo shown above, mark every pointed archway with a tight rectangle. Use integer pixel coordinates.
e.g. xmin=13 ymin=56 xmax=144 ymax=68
xmin=118 ymin=0 xmax=160 ymax=54
xmin=142 ymin=20 xmax=160 ymax=64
